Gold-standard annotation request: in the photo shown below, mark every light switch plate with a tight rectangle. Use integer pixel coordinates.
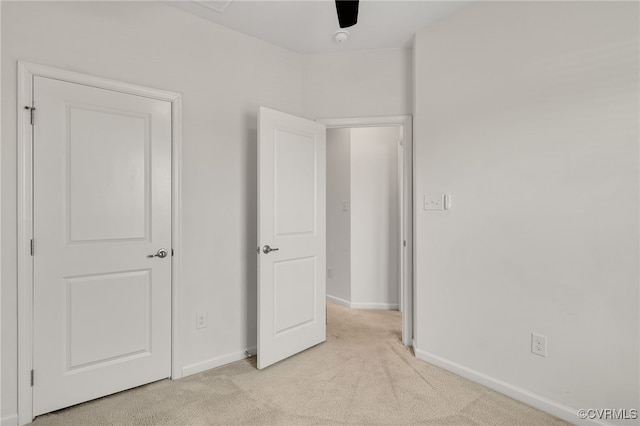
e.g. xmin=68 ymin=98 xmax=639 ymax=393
xmin=424 ymin=194 xmax=447 ymax=211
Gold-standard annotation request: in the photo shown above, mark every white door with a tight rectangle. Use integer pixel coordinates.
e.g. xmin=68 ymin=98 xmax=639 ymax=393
xmin=32 ymin=76 xmax=172 ymax=416
xmin=257 ymin=107 xmax=326 ymax=369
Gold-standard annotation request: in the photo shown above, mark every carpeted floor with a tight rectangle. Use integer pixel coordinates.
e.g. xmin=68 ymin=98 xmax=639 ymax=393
xmin=31 ymin=302 xmax=569 ymax=425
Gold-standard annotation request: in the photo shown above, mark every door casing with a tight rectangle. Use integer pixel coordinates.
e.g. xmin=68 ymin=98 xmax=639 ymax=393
xmin=318 ymin=116 xmax=414 ymax=347
xmin=16 ymin=62 xmax=183 ymax=425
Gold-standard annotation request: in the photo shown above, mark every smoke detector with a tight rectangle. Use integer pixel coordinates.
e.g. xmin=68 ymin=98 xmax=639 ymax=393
xmin=334 ymin=30 xmax=350 ymax=43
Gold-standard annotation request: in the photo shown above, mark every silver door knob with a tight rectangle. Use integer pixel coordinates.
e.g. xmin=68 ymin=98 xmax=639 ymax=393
xmin=262 ymin=245 xmax=279 ymax=254
xmin=148 ymin=248 xmax=168 ymax=258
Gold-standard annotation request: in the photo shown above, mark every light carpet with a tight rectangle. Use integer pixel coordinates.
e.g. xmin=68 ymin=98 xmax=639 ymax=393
xmin=31 ymin=302 xmax=569 ymax=425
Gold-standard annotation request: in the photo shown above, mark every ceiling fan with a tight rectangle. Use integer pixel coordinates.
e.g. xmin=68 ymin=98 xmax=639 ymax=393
xmin=335 ymin=0 xmax=359 ymax=28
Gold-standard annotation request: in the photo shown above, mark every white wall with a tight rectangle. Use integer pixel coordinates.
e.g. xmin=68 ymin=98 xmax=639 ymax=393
xmin=1 ymin=1 xmax=304 ymax=420
xmin=326 ymin=128 xmax=351 ymax=305
xmin=302 ymin=49 xmax=412 ymax=119
xmin=350 ymin=127 xmax=400 ymax=309
xmin=0 ymin=3 xmax=3 ymax=422
xmin=413 ymin=1 xmax=639 ymax=422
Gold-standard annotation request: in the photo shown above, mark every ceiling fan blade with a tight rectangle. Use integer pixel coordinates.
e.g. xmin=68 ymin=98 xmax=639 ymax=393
xmin=335 ymin=0 xmax=359 ymax=28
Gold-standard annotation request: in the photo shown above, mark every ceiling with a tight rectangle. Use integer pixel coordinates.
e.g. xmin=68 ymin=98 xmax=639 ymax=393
xmin=169 ymin=1 xmax=469 ymax=54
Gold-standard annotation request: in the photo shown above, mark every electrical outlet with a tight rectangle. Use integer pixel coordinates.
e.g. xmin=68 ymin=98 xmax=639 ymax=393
xmin=341 ymin=200 xmax=349 ymax=212
xmin=531 ymin=333 xmax=547 ymax=357
xmin=424 ymin=194 xmax=447 ymax=211
xmin=196 ymin=312 xmax=207 ymax=329
xmin=327 ymin=267 xmax=334 ymax=279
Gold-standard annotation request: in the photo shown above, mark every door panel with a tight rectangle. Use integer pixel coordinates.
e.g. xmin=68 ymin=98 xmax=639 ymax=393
xmin=32 ymin=76 xmax=172 ymax=416
xmin=66 ymin=270 xmax=151 ymax=369
xmin=273 ymin=257 xmax=316 ymax=334
xmin=258 ymin=107 xmax=326 ymax=369
xmin=67 ymin=106 xmax=149 ymax=242
xmin=274 ymin=129 xmax=317 ymax=235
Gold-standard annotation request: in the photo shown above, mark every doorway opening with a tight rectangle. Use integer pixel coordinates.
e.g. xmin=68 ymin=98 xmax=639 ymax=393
xmin=320 ymin=116 xmax=413 ymax=346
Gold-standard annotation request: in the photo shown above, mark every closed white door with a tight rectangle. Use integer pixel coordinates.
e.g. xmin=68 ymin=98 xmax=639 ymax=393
xmin=32 ymin=76 xmax=172 ymax=416
xmin=257 ymin=107 xmax=326 ymax=369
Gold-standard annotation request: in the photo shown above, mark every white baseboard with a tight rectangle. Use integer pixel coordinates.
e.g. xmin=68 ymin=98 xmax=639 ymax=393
xmin=413 ymin=346 xmax=610 ymax=426
xmin=326 ymin=295 xmax=398 ymax=311
xmin=350 ymin=302 xmax=398 ymax=310
xmin=326 ymin=294 xmax=351 ymax=308
xmin=181 ymin=346 xmax=256 ymax=377
xmin=1 ymin=414 xmax=18 ymax=426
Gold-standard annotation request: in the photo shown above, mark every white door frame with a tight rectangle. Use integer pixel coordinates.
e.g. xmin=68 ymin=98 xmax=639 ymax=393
xmin=318 ymin=116 xmax=413 ymax=346
xmin=16 ymin=62 xmax=183 ymax=425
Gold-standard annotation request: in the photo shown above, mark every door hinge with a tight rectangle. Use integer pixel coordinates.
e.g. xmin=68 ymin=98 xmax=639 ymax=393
xmin=403 ymin=240 xmax=407 ymax=247
xmin=24 ymin=105 xmax=35 ymax=125
xmin=30 ymin=239 xmax=34 ymax=256
xmin=171 ymin=248 xmax=174 ymax=257
xmin=30 ymin=369 xmax=34 ymax=387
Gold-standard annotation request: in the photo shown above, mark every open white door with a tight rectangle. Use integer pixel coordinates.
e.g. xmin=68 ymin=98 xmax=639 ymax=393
xmin=257 ymin=107 xmax=326 ymax=369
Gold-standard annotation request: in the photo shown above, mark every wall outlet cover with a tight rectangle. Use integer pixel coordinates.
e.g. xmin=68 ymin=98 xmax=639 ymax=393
xmin=424 ymin=193 xmax=447 ymax=211
xmin=531 ymin=333 xmax=547 ymax=357
xmin=196 ymin=312 xmax=207 ymax=329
